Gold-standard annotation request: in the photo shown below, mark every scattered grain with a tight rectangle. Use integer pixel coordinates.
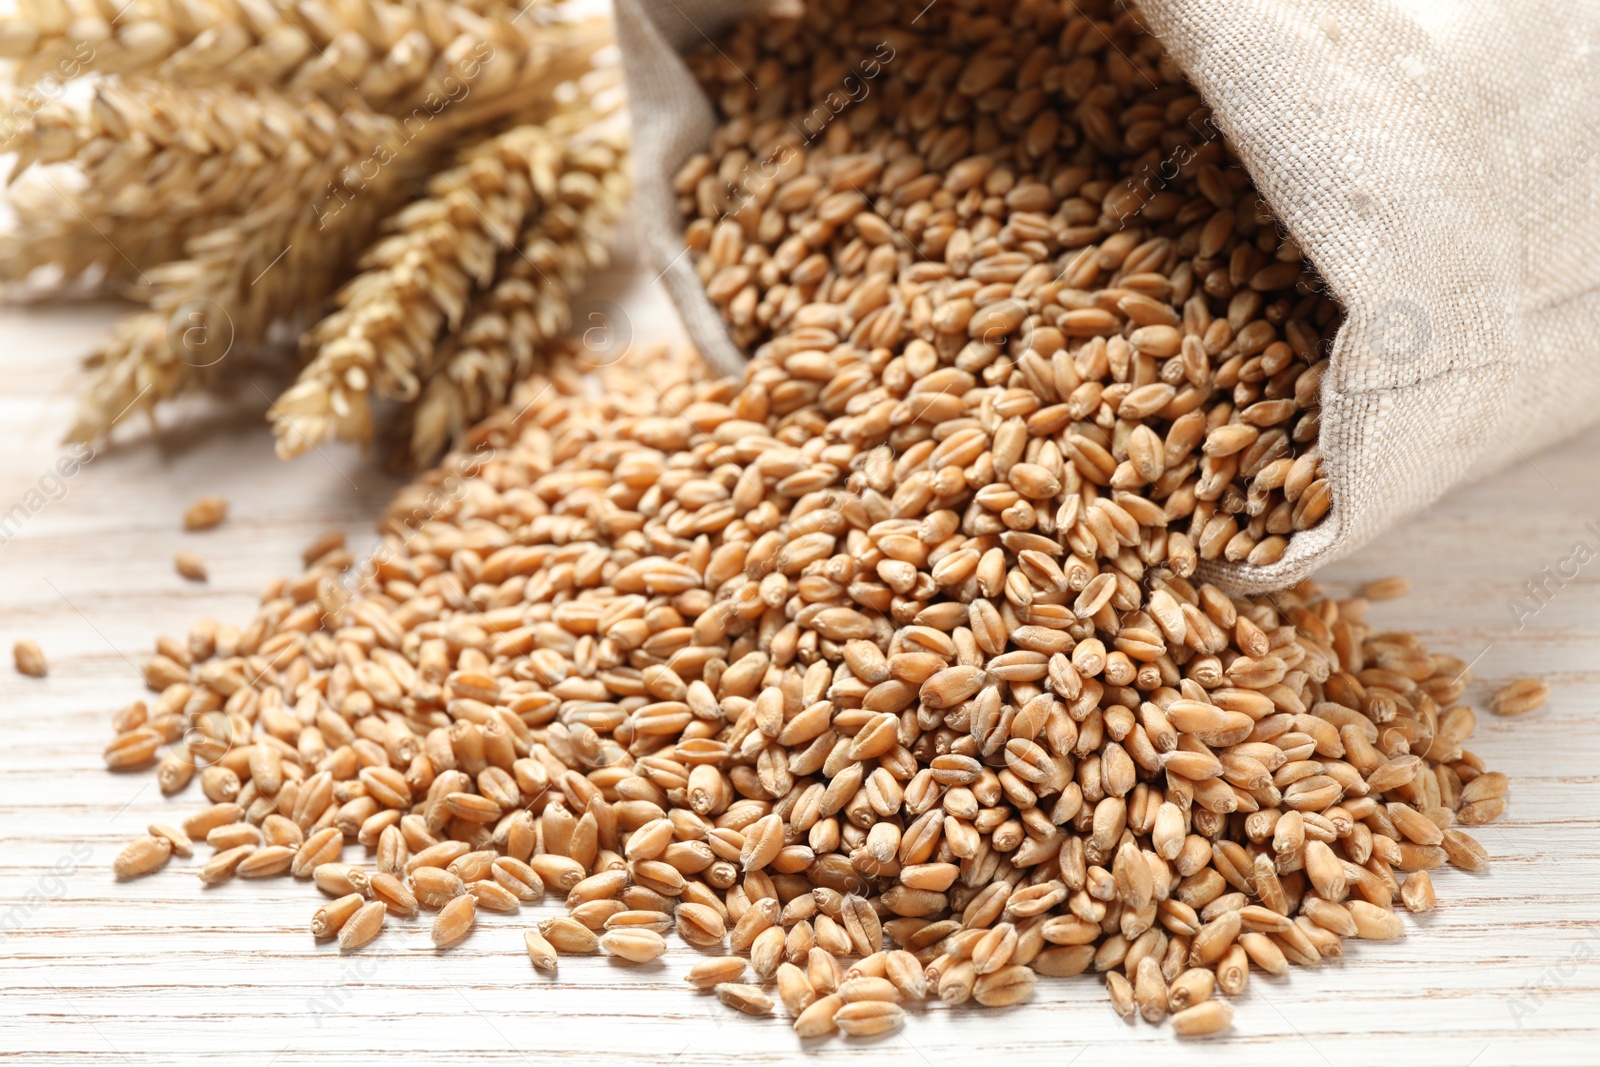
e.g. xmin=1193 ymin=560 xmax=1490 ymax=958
xmin=183 ymin=496 xmax=228 ymax=531
xmin=1171 ymin=999 xmax=1235 ymax=1037
xmin=338 ymin=900 xmax=388 ymax=951
xmin=174 ymin=553 xmax=208 ymax=582
xmin=113 ymin=836 xmax=172 ymax=880
xmin=432 ymin=894 xmax=477 ymax=948
xmin=716 ymin=983 xmax=774 ymax=1015
xmin=1362 ymin=577 xmax=1412 ymax=600
xmin=12 ymin=639 xmax=46 ymax=677
xmin=1490 ymin=678 xmax=1549 ymax=717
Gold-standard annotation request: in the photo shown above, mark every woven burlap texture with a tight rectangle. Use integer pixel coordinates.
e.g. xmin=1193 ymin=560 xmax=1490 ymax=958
xmin=616 ymin=0 xmax=1600 ymax=593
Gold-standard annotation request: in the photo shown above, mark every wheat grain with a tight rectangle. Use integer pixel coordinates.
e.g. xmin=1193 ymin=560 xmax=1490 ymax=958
xmin=103 ymin=727 xmax=161 ymax=769
xmin=146 ymin=822 xmax=193 ymax=858
xmin=599 ymin=928 xmax=668 ymax=963
xmin=12 ymin=639 xmax=47 ymax=678
xmin=524 ymin=929 xmax=559 ymax=971
xmin=1362 ymin=577 xmax=1412 ymax=600
xmin=182 ymin=495 xmax=228 ymax=531
xmin=1400 ymin=871 xmax=1436 ymax=913
xmin=834 ymin=1000 xmax=903 ymax=1036
xmin=369 ymin=872 xmax=419 ymax=917
xmin=539 ymin=916 xmax=598 ymax=954
xmin=715 ymin=983 xmax=774 ymax=1015
xmin=197 ymin=844 xmax=253 ymax=885
xmin=1171 ymin=999 xmax=1234 ymax=1037
xmin=431 ymin=892 xmax=476 ymax=947
xmin=1490 ymin=678 xmax=1549 ymax=717
xmin=174 ymin=552 xmax=208 ymax=582
xmin=339 ymin=900 xmax=388 ymax=951
xmin=685 ymin=957 xmax=747 ymax=990
xmin=311 ymin=893 xmax=366 ymax=940
xmin=113 ymin=836 xmax=173 ymax=880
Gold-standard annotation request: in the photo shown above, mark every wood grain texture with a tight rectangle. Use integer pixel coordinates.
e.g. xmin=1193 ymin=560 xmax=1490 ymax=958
xmin=2 ymin=234 xmax=1599 ymax=1066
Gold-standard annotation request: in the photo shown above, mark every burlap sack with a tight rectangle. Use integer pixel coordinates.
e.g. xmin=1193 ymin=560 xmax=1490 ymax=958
xmin=615 ymin=0 xmax=1600 ymax=593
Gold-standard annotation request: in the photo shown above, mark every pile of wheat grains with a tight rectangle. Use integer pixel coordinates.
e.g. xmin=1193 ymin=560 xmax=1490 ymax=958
xmin=101 ymin=0 xmax=1508 ymax=1042
xmin=678 ymin=0 xmax=1337 ymax=568
xmin=105 ymin=349 xmax=1502 ymax=1038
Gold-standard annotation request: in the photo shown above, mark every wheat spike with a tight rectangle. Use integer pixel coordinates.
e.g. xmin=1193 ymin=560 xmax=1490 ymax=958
xmin=1 ymin=0 xmax=565 ymax=114
xmin=1 ymin=11 xmax=607 ymax=296
xmin=1 ymin=0 xmax=615 ymax=449
xmin=406 ymin=130 xmax=627 ymax=462
xmin=273 ymin=74 xmax=623 ymax=459
xmin=65 ymin=85 xmax=429 ymax=441
xmin=2 ymin=81 xmax=355 ymax=289
xmin=0 ymin=183 xmax=165 ymax=294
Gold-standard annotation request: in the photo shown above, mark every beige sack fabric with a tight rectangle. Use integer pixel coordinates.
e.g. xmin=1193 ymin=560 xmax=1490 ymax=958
xmin=615 ymin=0 xmax=1600 ymax=593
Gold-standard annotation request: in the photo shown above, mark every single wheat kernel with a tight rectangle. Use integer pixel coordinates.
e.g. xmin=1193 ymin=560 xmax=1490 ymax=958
xmin=837 ymin=976 xmax=899 ymax=1003
xmin=834 ymin=1000 xmax=904 ymax=1037
xmin=338 ymin=900 xmax=387 ymax=951
xmin=237 ymin=845 xmax=295 ymax=878
xmin=1348 ymin=901 xmax=1406 ymax=940
xmin=1401 ymin=871 xmax=1436 ymax=913
xmin=368 ymin=872 xmax=418 ymax=917
xmin=1134 ymin=957 xmax=1168 ymax=1022
xmin=174 ymin=552 xmax=208 ymax=582
xmin=13 ymin=639 xmax=47 ymax=677
xmin=1106 ymin=971 xmax=1136 ymax=1020
xmin=685 ymin=957 xmax=747 ymax=990
xmin=599 ymin=928 xmax=667 ymax=963
xmin=301 ymin=531 xmax=346 ymax=567
xmin=793 ymin=993 xmax=845 ymax=1037
xmin=183 ymin=496 xmax=228 ymax=531
xmin=1362 ymin=577 xmax=1412 ymax=601
xmin=291 ymin=828 xmax=343 ymax=878
xmin=540 ymin=916 xmax=598 ymax=953
xmin=1216 ymin=944 xmax=1250 ymax=997
xmin=775 ymin=962 xmax=816 ymax=1015
xmin=524 ymin=929 xmax=559 ymax=972
xmin=1490 ymin=678 xmax=1549 ymax=717
xmin=716 ymin=983 xmax=774 ymax=1015
xmin=103 ymin=727 xmax=161 ymax=769
xmin=197 ymin=845 xmax=254 ymax=885
xmin=466 ymin=880 xmax=521 ymax=913
xmin=431 ymin=893 xmax=477 ymax=947
xmin=113 ymin=836 xmax=172 ymax=880
xmin=1167 ymin=968 xmax=1215 ymax=1012
xmin=1171 ymin=999 xmax=1235 ymax=1037
xmin=182 ymin=804 xmax=241 ymax=840
xmin=974 ymin=965 xmax=1037 ymax=1008
xmin=311 ymin=894 xmax=366 ymax=940
xmin=312 ymin=863 xmax=367 ymax=897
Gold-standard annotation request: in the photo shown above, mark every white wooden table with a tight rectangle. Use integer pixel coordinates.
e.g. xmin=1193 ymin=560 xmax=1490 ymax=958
xmin=2 ymin=232 xmax=1597 ymax=1066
